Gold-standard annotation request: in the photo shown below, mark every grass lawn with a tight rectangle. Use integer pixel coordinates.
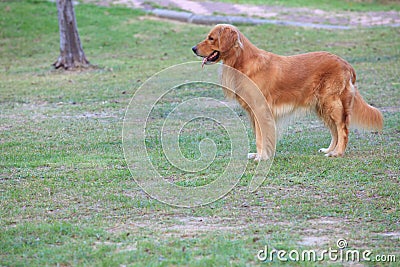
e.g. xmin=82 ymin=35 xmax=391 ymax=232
xmin=0 ymin=0 xmax=399 ymax=266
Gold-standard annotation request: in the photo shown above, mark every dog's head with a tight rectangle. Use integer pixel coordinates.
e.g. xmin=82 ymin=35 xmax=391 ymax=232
xmin=192 ymin=24 xmax=243 ymax=67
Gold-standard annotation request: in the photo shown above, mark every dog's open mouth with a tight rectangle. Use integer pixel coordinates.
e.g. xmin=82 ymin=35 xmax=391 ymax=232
xmin=202 ymin=50 xmax=220 ymax=67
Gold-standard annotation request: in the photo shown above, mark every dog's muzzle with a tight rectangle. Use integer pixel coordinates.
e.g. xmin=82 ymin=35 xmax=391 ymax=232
xmin=192 ymin=46 xmax=220 ymax=68
xmin=192 ymin=46 xmax=198 ymax=55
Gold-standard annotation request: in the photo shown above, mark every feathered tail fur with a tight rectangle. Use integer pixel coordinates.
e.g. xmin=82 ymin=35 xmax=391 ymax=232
xmin=351 ymin=90 xmax=383 ymax=131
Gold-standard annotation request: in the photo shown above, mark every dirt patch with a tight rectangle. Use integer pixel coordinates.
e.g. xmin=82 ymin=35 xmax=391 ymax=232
xmin=298 ymin=236 xmax=330 ymax=247
xmin=105 ymin=206 xmax=291 ymax=238
xmin=378 ymin=232 xmax=400 ymax=238
xmin=298 ymin=217 xmax=350 ymax=248
xmin=104 ymin=203 xmax=350 ymax=242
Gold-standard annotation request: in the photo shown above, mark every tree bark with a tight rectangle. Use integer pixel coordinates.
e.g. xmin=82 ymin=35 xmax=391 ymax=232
xmin=53 ymin=0 xmax=90 ymax=70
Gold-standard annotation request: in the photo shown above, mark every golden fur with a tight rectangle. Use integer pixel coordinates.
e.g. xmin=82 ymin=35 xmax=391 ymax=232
xmin=192 ymin=24 xmax=383 ymax=160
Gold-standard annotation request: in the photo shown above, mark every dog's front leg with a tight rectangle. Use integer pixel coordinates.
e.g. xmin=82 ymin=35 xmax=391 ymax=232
xmin=248 ymin=105 xmax=275 ymax=161
xmin=236 ymin=86 xmax=276 ymax=161
xmin=254 ymin=117 xmax=271 ymax=161
xmin=246 ymin=119 xmax=268 ymax=161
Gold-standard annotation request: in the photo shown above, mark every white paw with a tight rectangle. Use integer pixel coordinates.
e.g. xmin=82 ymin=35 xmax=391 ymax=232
xmin=324 ymin=151 xmax=343 ymax=157
xmin=247 ymin=153 xmax=257 ymax=159
xmin=319 ymin=148 xmax=329 ymax=153
xmin=254 ymin=153 xmax=269 ymax=161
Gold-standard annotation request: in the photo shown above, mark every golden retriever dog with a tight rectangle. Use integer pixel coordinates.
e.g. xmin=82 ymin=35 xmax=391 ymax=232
xmin=192 ymin=24 xmax=383 ymax=160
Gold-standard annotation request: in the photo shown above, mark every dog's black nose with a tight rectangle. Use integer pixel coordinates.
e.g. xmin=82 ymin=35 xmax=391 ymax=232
xmin=192 ymin=46 xmax=198 ymax=54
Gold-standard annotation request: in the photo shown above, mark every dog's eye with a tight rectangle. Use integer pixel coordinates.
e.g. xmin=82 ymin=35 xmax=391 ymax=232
xmin=208 ymin=36 xmax=214 ymax=41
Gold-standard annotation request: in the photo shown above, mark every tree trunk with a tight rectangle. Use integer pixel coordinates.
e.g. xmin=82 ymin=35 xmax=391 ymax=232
xmin=53 ymin=0 xmax=90 ymax=70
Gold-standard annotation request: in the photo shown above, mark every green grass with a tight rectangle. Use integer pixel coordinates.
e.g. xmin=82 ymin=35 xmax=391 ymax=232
xmin=218 ymin=0 xmax=400 ymax=11
xmin=1 ymin=0 xmax=399 ymax=266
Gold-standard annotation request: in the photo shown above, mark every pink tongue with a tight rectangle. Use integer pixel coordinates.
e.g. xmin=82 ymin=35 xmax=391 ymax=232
xmin=202 ymin=57 xmax=207 ymax=68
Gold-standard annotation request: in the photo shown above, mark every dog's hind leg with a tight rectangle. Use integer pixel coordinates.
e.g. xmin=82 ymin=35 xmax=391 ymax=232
xmin=316 ymin=100 xmax=338 ymax=154
xmin=327 ymin=121 xmax=348 ymax=157
xmin=325 ymin=84 xmax=353 ymax=157
xmin=325 ymin=101 xmax=350 ymax=157
xmin=317 ymin=97 xmax=348 ymax=157
xmin=319 ymin=120 xmax=338 ymax=154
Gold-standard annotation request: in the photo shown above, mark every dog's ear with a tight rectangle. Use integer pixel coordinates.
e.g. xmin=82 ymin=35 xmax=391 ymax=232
xmin=218 ymin=25 xmax=243 ymax=53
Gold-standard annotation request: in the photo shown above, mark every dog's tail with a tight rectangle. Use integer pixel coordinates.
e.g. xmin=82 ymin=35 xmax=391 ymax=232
xmin=351 ymin=90 xmax=383 ymax=131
